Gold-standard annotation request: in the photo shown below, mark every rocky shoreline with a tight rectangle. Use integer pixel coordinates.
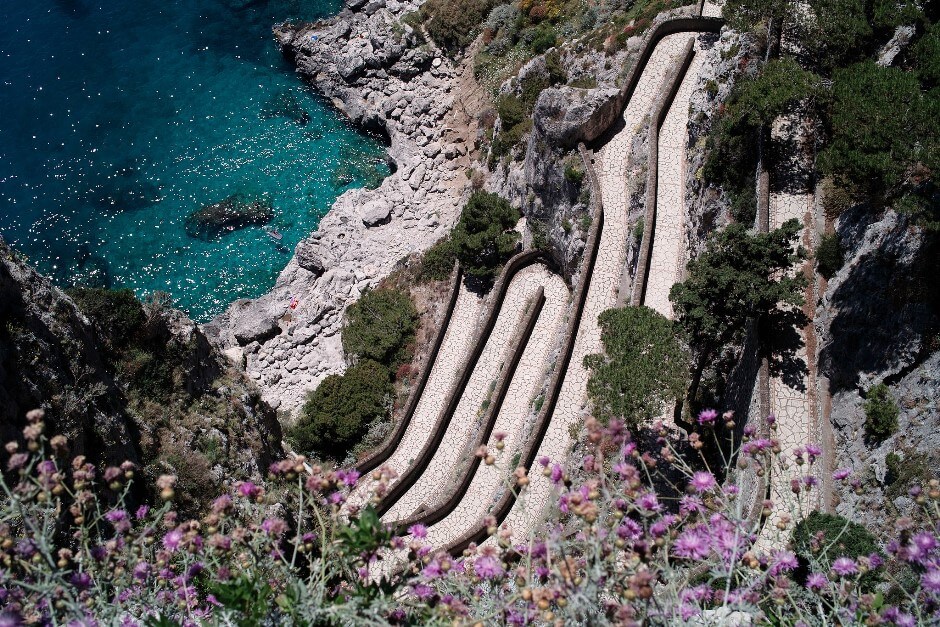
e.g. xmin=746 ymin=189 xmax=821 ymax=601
xmin=204 ymin=0 xmax=485 ymax=412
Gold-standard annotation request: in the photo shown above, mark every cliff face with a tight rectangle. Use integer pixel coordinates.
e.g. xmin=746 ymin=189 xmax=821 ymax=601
xmin=0 ymin=243 xmax=138 ymax=466
xmin=817 ymin=208 xmax=940 ymax=538
xmin=0 ymin=239 xmax=282 ymax=514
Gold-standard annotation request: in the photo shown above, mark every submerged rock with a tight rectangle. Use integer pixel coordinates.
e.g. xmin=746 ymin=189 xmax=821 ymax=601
xmin=259 ymin=90 xmax=310 ymax=126
xmin=185 ymin=193 xmax=274 ymax=240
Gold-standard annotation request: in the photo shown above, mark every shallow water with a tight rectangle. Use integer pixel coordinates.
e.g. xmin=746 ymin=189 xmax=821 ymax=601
xmin=0 ymin=0 xmax=389 ymax=320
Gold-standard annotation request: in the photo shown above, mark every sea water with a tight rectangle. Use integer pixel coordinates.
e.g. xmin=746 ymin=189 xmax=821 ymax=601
xmin=0 ymin=0 xmax=389 ymax=321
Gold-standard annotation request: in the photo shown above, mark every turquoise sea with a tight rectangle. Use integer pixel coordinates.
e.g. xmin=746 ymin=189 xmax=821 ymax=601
xmin=0 ymin=0 xmax=389 ymax=321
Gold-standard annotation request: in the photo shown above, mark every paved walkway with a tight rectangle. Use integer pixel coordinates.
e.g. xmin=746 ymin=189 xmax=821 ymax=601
xmin=497 ymin=33 xmax=695 ymax=545
xmin=383 ymin=264 xmax=568 ymax=521
xmin=417 ymin=270 xmax=570 ymax=547
xmin=755 ymin=116 xmax=818 ymax=551
xmin=644 ymin=49 xmax=704 ymax=319
xmin=346 ymin=282 xmax=485 ymax=511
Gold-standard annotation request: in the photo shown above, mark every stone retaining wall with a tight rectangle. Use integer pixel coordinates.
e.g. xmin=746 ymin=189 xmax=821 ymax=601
xmin=375 ymin=251 xmax=556 ymax=516
xmin=445 ymin=145 xmax=605 ymax=555
xmin=394 ymin=286 xmax=548 ymax=529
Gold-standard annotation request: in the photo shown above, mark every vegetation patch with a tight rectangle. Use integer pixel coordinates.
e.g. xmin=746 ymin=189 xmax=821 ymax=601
xmin=342 ymin=287 xmax=418 ymax=371
xmin=451 ymin=191 xmax=521 ymax=283
xmin=584 ymin=306 xmax=689 ymax=428
xmin=863 ymin=382 xmax=899 ymax=442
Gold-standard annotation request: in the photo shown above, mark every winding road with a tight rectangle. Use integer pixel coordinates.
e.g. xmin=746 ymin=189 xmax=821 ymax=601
xmin=339 ymin=15 xmax=771 ymax=557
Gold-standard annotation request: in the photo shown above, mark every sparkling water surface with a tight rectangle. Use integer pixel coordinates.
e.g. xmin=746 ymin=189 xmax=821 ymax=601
xmin=0 ymin=0 xmax=389 ymax=321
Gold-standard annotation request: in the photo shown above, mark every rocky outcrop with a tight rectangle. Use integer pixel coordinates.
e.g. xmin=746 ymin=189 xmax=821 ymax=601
xmin=816 ymin=206 xmax=940 ymax=538
xmin=0 ymin=238 xmax=282 ymax=513
xmin=818 ymin=208 xmax=940 ymax=392
xmin=0 ymin=240 xmax=140 ymax=468
xmin=533 ymin=86 xmax=622 ymax=149
xmin=207 ymin=0 xmax=483 ymax=412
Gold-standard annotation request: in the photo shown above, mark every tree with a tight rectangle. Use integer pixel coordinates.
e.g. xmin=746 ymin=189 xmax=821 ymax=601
xmin=290 ymin=360 xmax=391 ymax=460
xmin=728 ymin=58 xmax=822 ymax=128
xmin=342 ymin=288 xmax=418 ymax=369
xmin=815 ymin=232 xmax=844 ymax=279
xmin=805 ymin=0 xmax=875 ymax=70
xmin=722 ymin=0 xmax=790 ymax=32
xmin=584 ymin=307 xmax=689 ymax=428
xmin=819 ymin=61 xmax=930 ymax=196
xmin=451 ymin=191 xmax=521 ymax=283
xmin=669 ymin=219 xmax=806 ymax=373
xmin=864 ymin=382 xmax=899 ymax=441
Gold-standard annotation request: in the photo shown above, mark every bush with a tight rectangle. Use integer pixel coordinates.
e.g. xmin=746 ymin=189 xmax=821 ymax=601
xmin=452 ymin=191 xmax=521 ymax=282
xmin=291 ymin=360 xmax=391 ymax=460
xmin=420 ymin=0 xmax=501 ymax=53
xmin=419 ymin=237 xmax=457 ymax=282
xmin=584 ymin=307 xmax=689 ymax=428
xmin=864 ymin=382 xmax=899 ymax=441
xmin=815 ymin=232 xmax=844 ymax=279
xmin=529 ymin=23 xmax=557 ymax=54
xmin=792 ymin=511 xmax=882 ymax=590
xmin=68 ymin=287 xmax=145 ymax=347
xmin=564 ymin=162 xmax=585 ymax=186
xmin=342 ymin=288 xmax=418 ymax=369
xmin=496 ymin=94 xmax=526 ymax=130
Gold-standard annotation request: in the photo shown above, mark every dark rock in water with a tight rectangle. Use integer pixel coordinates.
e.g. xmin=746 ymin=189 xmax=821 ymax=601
xmin=185 ymin=193 xmax=274 ymax=240
xmin=259 ymin=90 xmax=310 ymax=126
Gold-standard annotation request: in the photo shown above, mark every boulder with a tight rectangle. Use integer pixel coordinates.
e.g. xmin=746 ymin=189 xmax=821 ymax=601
xmin=533 ymin=86 xmax=622 ymax=148
xmin=232 ymin=304 xmax=282 ymax=347
xmin=295 ymin=240 xmax=333 ymax=276
xmin=184 ymin=193 xmax=273 ymax=240
xmin=360 ymin=198 xmax=392 ymax=227
xmin=363 ymin=0 xmax=386 ymax=15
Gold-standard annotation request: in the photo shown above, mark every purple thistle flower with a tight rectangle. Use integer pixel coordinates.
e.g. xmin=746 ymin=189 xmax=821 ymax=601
xmin=163 ymin=529 xmax=183 ymax=552
xmin=637 ymin=491 xmax=661 ymax=512
xmin=135 ymin=505 xmax=150 ymax=520
xmin=70 ymin=572 xmax=92 ymax=591
xmin=538 ymin=456 xmax=550 ymax=467
xmin=550 ymin=464 xmax=564 ymax=484
xmin=806 ymin=572 xmax=828 ymax=590
xmin=408 ymin=524 xmax=428 ymax=539
xmin=922 ymin=568 xmax=940 ymax=594
xmin=913 ymin=532 xmax=937 ymax=553
xmin=831 ymin=557 xmax=858 ymax=577
xmin=769 ymin=551 xmax=799 ymax=576
xmin=690 ymin=471 xmax=716 ymax=493
xmin=412 ymin=584 xmax=435 ymax=600
xmin=673 ymin=527 xmax=710 ymax=560
xmin=237 ymin=481 xmax=261 ymax=498
xmin=697 ymin=409 xmax=718 ymax=425
xmin=832 ymin=468 xmax=852 ymax=481
xmin=337 ymin=468 xmax=360 ymax=487
xmin=474 ymin=555 xmax=503 ymax=579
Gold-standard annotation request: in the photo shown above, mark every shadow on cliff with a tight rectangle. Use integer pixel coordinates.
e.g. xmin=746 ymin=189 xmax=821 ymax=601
xmin=820 ymin=211 xmax=940 ymax=392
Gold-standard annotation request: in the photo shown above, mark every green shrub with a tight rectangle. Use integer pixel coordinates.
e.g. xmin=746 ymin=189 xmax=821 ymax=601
xmin=420 ymin=237 xmax=457 ymax=282
xmin=68 ymin=287 xmax=145 ymax=347
xmin=529 ymin=24 xmax=557 ymax=54
xmin=815 ymin=232 xmax=844 ymax=279
xmin=496 ymin=94 xmax=527 ymax=129
xmin=290 ymin=360 xmax=391 ymax=460
xmin=452 ymin=191 xmax=521 ymax=282
xmin=342 ymin=288 xmax=418 ymax=369
xmin=792 ymin=511 xmax=882 ymax=590
xmin=885 ymin=451 xmax=931 ymax=500
xmin=564 ymin=163 xmax=585 ymax=186
xmin=864 ymin=383 xmax=899 ymax=441
xmin=584 ymin=307 xmax=689 ymax=428
xmin=420 ymin=0 xmax=501 ymax=53
xmin=568 ymin=76 xmax=598 ymax=89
